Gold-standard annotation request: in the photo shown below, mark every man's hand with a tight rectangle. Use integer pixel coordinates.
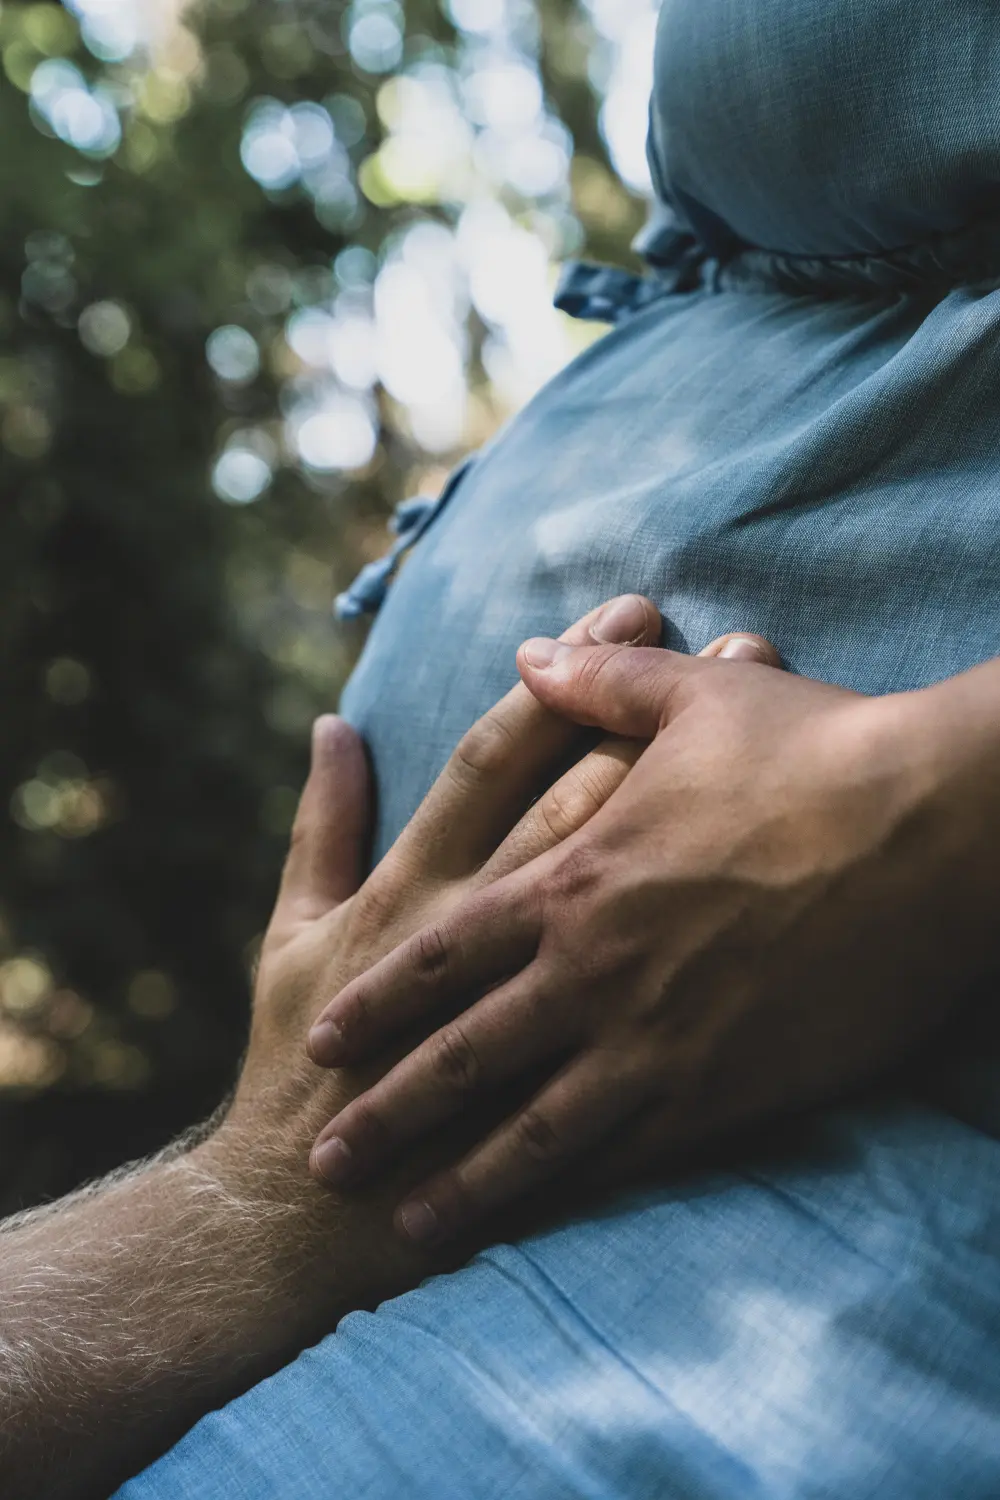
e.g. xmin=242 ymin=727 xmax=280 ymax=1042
xmin=0 ymin=593 xmax=670 ymax=1500
xmin=306 ymin=639 xmax=1000 ymax=1246
xmin=218 ymin=592 xmax=667 ymax=1206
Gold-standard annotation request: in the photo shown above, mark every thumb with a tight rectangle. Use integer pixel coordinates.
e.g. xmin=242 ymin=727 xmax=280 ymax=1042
xmin=516 ymin=640 xmax=695 ymax=738
xmin=275 ymin=715 xmax=371 ymax=925
xmin=699 ymin=632 xmax=782 ymax=666
xmin=516 ymin=631 xmax=782 ymax=739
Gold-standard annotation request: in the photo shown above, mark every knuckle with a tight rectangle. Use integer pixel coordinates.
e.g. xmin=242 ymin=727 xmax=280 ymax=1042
xmin=507 ymin=873 xmax=547 ymax=938
xmin=515 ymin=1106 xmax=564 ymax=1163
xmin=537 ymin=743 xmax=636 ymax=856
xmin=569 ymin=762 xmax=610 ymax=813
xmin=548 ymin=842 xmax=601 ymax=905
xmin=413 ymin=924 xmax=452 ymax=983
xmin=575 ymin=644 xmax=622 ymax=697
xmin=534 ymin=780 xmax=583 ymax=845
xmin=336 ymin=983 xmax=373 ymax=1048
xmin=431 ymin=1167 xmax=479 ymax=1229
xmin=348 ymin=1095 xmax=392 ymax=1153
xmin=351 ymin=861 xmax=404 ymax=930
xmin=518 ymin=980 xmax=560 ymax=1037
xmin=550 ymin=765 xmax=610 ymax=838
xmin=451 ymin=712 xmax=517 ymax=784
xmin=432 ymin=1024 xmax=482 ymax=1092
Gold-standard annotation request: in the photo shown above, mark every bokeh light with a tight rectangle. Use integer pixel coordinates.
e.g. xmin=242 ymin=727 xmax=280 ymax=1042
xmin=585 ymin=0 xmax=657 ymax=192
xmin=212 ymin=431 xmax=276 ymax=505
xmin=347 ymin=3 xmax=405 ymax=75
xmin=30 ymin=58 xmax=121 ymax=157
xmin=69 ymin=0 xmax=141 ymax=64
xmin=290 ymin=394 xmax=378 ymax=473
xmin=206 ymin=325 xmax=261 ymax=385
xmin=217 ymin=0 xmax=656 ymax=488
xmin=79 ymin=300 xmax=131 ymax=357
xmin=447 ymin=0 xmax=506 ymax=35
xmin=0 ymin=0 xmax=656 ymax=1197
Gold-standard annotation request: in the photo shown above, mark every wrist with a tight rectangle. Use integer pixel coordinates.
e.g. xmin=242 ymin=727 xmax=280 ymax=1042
xmin=879 ymin=666 xmax=1000 ymax=953
xmin=181 ymin=1128 xmax=352 ymax=1340
xmin=901 ymin=665 xmax=1000 ymax=844
xmin=193 ymin=1103 xmax=429 ymax=1324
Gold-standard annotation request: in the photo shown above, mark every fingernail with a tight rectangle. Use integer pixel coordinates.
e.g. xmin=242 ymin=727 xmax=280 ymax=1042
xmin=398 ymin=1198 xmax=439 ymax=1243
xmin=719 ymin=636 xmax=769 ymax=662
xmin=308 ymin=1018 xmax=345 ymax=1064
xmin=522 ymin=638 xmax=572 ymax=670
xmin=590 ymin=595 xmax=649 ymax=644
xmin=312 ymin=1135 xmax=353 ymax=1185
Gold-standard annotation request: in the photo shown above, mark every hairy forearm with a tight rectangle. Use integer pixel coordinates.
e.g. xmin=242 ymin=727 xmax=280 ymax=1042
xmin=0 ymin=629 xmax=663 ymax=1494
xmin=0 ymin=1114 xmax=422 ymax=1500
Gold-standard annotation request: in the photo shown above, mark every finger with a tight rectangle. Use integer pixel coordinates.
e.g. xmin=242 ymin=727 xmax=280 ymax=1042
xmin=477 ymin=636 xmax=781 ymax=885
xmin=516 ymin=629 xmax=781 ymax=741
xmin=274 ymin=716 xmax=371 ymax=926
xmin=478 ymin=736 xmax=642 ymax=884
xmin=386 ymin=595 xmax=661 ymax=883
xmin=393 ymin=1050 xmax=649 ymax=1245
xmin=516 ymin=641 xmax=697 ymax=738
xmin=699 ymin=632 xmax=782 ymax=665
xmin=309 ymin=965 xmax=569 ymax=1187
xmin=308 ymin=877 xmax=541 ymax=1066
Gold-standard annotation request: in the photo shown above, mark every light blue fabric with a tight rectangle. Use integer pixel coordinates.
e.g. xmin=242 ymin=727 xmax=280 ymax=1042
xmin=120 ymin=1 xmax=1000 ymax=1494
xmin=648 ymin=0 xmax=1000 ymax=260
xmin=117 ymin=1106 xmax=1000 ymax=1500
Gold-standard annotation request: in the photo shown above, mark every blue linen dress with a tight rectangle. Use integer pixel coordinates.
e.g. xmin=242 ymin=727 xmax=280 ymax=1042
xmin=121 ymin=1 xmax=1000 ymax=1494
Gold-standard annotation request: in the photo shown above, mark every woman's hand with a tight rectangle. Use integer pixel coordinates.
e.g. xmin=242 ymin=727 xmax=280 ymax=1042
xmin=307 ymin=638 xmax=1000 ymax=1246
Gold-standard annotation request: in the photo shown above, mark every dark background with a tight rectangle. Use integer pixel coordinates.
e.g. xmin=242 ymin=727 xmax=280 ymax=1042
xmin=0 ymin=0 xmax=647 ymax=1214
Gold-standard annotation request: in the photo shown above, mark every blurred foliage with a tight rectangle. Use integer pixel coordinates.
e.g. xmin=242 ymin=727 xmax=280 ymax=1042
xmin=0 ymin=0 xmax=648 ymax=1211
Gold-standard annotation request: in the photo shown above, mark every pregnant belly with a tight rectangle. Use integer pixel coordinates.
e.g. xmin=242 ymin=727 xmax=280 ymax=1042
xmin=342 ymin=278 xmax=1000 ymax=864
